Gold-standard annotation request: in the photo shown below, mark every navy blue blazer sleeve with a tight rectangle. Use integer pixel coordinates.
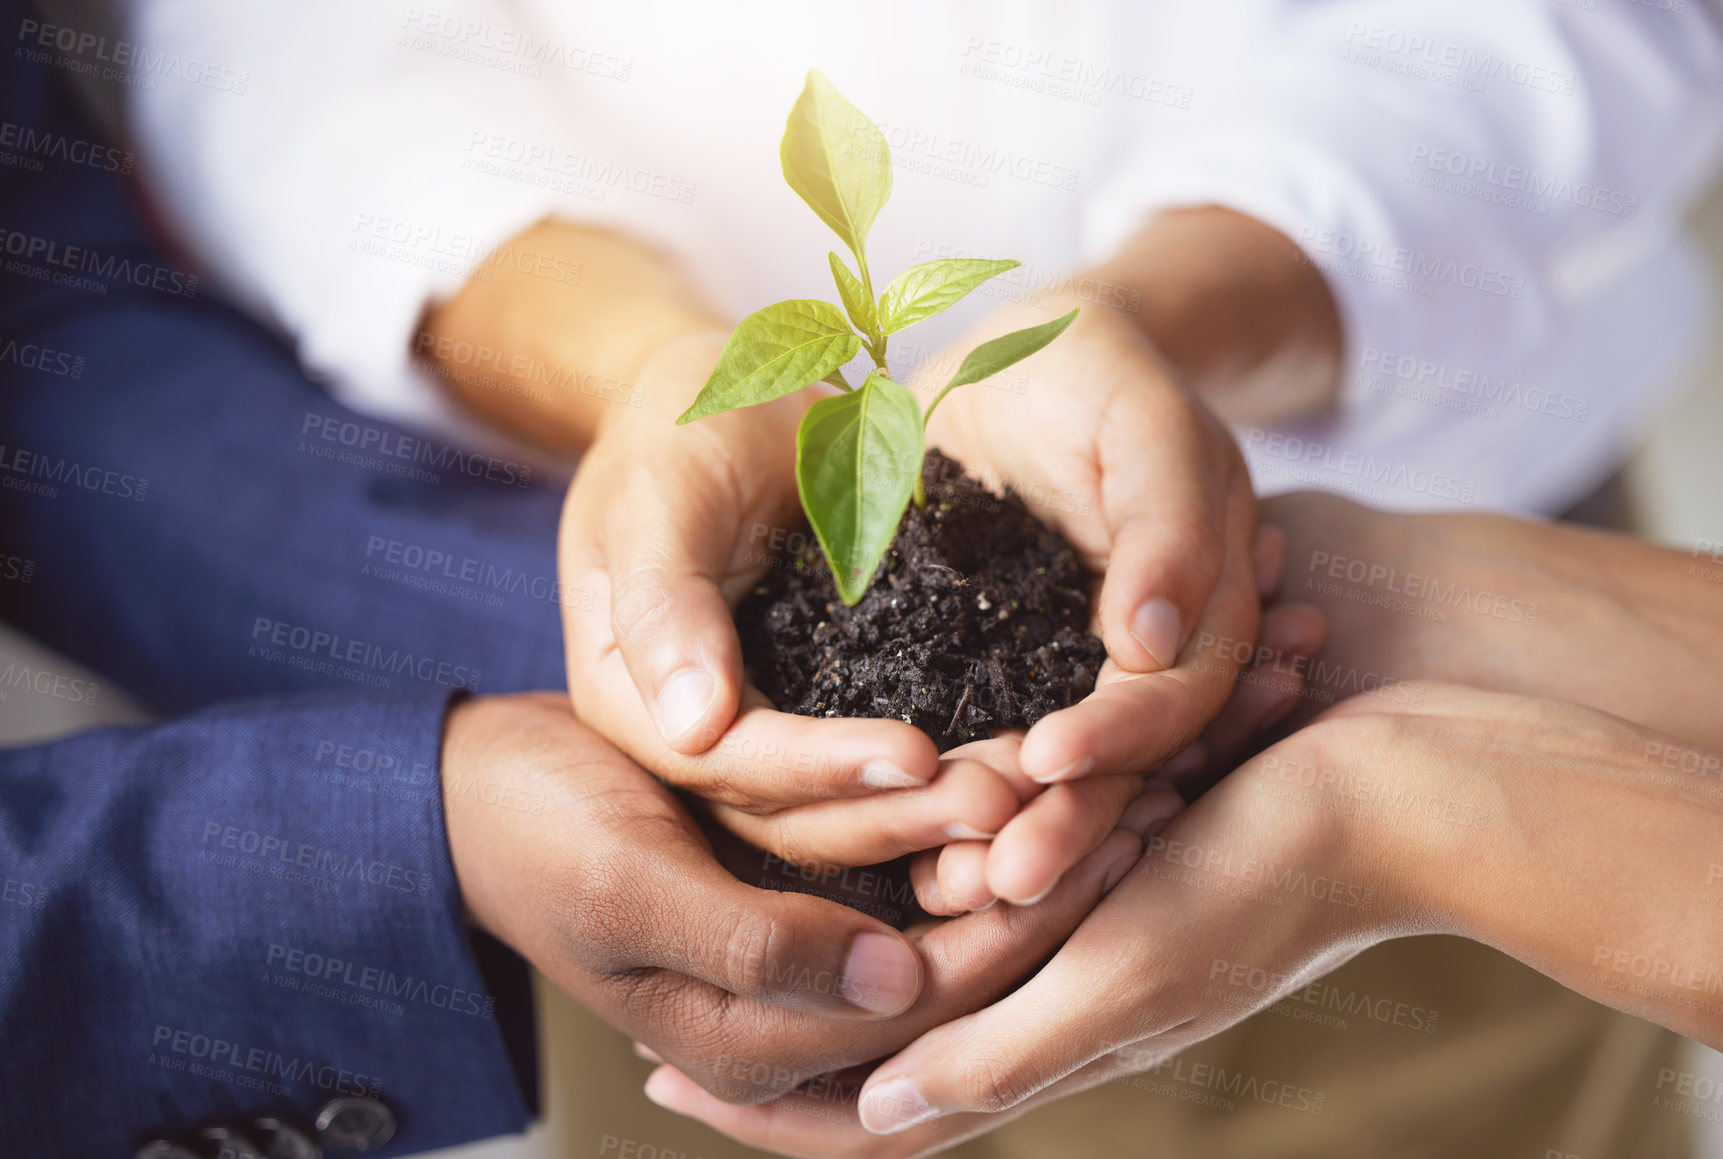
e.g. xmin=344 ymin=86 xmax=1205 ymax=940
xmin=0 ymin=688 xmax=535 ymax=1156
xmin=0 ymin=10 xmax=568 ymax=718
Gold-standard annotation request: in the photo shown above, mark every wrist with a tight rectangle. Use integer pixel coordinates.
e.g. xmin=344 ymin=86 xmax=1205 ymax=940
xmin=419 ymin=220 xmax=724 ymax=454
xmin=1092 ymin=207 xmax=1343 ymax=422
xmin=1285 ymin=713 xmax=1473 ymax=939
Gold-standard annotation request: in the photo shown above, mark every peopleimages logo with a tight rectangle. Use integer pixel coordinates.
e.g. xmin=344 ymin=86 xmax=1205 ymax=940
xmin=150 ymin=1025 xmax=380 ymax=1097
xmin=1407 ymin=145 xmax=1638 ymax=219
xmin=0 ymin=120 xmax=133 ymax=174
xmin=0 ymin=442 xmax=147 ymax=500
xmin=0 ymin=336 xmax=84 ymax=378
xmin=266 ymin=944 xmax=496 ymax=1019
xmin=0 ymin=227 xmax=197 ymax=297
xmin=200 ymin=819 xmax=430 ymax=897
xmin=1341 ymin=23 xmax=1577 ymax=95
xmin=16 ymin=17 xmax=251 ymax=93
xmin=1359 ymin=347 xmax=1588 ymax=423
xmin=299 ymin=413 xmax=533 ymax=488
xmin=250 ymin=616 xmax=483 ymax=691
xmin=1296 ymin=226 xmax=1526 ymax=300
xmin=1244 ymin=428 xmax=1478 ymax=503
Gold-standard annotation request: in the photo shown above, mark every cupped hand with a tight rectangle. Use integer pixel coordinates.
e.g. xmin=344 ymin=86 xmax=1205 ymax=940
xmin=560 ymin=334 xmax=1028 ymax=867
xmin=441 ymin=691 xmax=1149 ymax=1104
xmin=641 ymin=683 xmax=1723 ymax=1155
xmin=912 ymin=581 xmax=1327 ymax=910
xmin=919 ymin=293 xmax=1260 ymax=787
xmin=558 ymin=329 xmax=1209 ymax=895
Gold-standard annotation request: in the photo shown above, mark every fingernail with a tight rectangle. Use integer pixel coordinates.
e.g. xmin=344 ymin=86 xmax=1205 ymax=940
xmin=632 ymin=1040 xmax=664 ymax=1063
xmin=860 ymin=1077 xmax=937 ymax=1135
xmin=654 ymin=668 xmax=714 ymax=744
xmin=1029 ymin=755 xmax=1092 ymax=785
xmin=945 ymin=821 xmax=996 ymax=840
xmin=861 ymin=758 xmax=923 ymax=790
xmin=642 ymin=1068 xmax=681 ymax=1111
xmin=1129 ymin=597 xmax=1181 ymax=670
xmin=1011 ymin=877 xmax=1060 ymax=906
xmin=842 ymin=932 xmax=921 ymax=1015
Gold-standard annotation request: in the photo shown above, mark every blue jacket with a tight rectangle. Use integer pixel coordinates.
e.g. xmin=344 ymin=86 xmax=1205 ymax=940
xmin=0 ymin=14 xmax=571 ymax=1155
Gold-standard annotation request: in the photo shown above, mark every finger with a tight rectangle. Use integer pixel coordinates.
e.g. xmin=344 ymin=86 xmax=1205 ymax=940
xmin=984 ymin=772 xmax=1143 ymax=904
xmin=1118 ymin=786 xmax=1185 ymax=838
xmin=562 ymin=419 xmax=941 ymax=803
xmin=642 ymin=1063 xmax=991 ymax=1159
xmin=709 ymin=755 xmax=1021 ymax=868
xmin=1020 ymin=451 xmax=1257 ymax=783
xmin=563 ymin=622 xmax=941 ymax=807
xmin=560 ymin=442 xmax=741 ymax=756
xmin=1093 ymin=403 xmax=1241 ymax=674
xmin=909 ymin=849 xmax=948 ymax=915
xmin=640 ymin=828 xmax=1143 ymax=1104
xmin=934 ymin=841 xmax=995 ymax=913
xmin=908 ymin=839 xmax=1001 ymax=916
xmin=606 ymin=819 xmax=926 ymax=1020
xmin=857 ymin=933 xmax=1158 ymax=1131
xmin=1019 ymin=506 xmax=1258 ymax=783
xmin=643 ymin=1054 xmax=1125 ymax=1159
xmin=1157 ymin=600 xmax=1328 ymax=785
xmin=857 ymin=763 xmax=1361 ymax=1133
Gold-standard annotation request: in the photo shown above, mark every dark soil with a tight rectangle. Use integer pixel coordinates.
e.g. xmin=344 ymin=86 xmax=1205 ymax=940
xmin=736 ymin=449 xmax=1107 ymax=752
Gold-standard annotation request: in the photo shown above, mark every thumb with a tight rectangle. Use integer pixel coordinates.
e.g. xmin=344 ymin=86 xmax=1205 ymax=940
xmin=1093 ymin=405 xmax=1242 ymax=675
xmin=573 ymin=437 xmax=759 ymax=755
xmin=622 ymin=813 xmax=926 ymax=1019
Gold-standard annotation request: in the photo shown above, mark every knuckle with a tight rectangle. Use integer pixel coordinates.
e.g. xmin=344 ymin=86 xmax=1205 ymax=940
xmin=962 ymin=1048 xmax=1037 ymax=1113
xmin=723 ymin=909 xmax=785 ymax=1000
xmin=682 ymin=757 xmax=753 ymax=807
xmin=683 ymin=1014 xmax=814 ymax=1103
xmin=1159 ymin=513 xmax=1217 ymax=568
xmin=762 ymin=816 xmax=820 ymax=874
xmin=609 ymin=567 xmax=678 ymax=649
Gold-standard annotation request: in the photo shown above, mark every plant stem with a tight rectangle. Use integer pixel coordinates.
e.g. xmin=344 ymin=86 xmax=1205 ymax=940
xmin=856 ymin=246 xmax=919 ymax=506
xmin=855 ymin=246 xmax=888 ymax=369
xmin=920 ymin=377 xmax=963 ymax=429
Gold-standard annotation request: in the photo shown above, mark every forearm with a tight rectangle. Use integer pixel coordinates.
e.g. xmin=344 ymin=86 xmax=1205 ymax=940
xmin=1091 ymin=207 xmax=1343 ymax=424
xmin=1410 ymin=711 xmax=1723 ymax=1050
xmin=418 ymin=220 xmax=722 ymax=455
xmin=1444 ymin=515 xmax=1723 ymax=746
xmin=1264 ymin=492 xmax=1723 ymax=750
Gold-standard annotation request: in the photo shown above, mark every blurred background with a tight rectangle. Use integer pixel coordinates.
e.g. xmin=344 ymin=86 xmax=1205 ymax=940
xmin=6 ymin=175 xmax=1720 ymax=1158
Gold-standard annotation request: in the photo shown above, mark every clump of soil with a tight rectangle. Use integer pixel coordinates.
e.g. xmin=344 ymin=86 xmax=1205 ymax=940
xmin=736 ymin=449 xmax=1107 ymax=752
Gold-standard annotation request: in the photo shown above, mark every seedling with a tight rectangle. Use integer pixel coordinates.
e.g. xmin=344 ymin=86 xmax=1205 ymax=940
xmin=677 ymin=70 xmax=1077 ymax=604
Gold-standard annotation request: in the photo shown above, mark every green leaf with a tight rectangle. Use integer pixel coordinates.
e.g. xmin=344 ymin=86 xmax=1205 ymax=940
xmin=876 ymin=258 xmax=1019 ymax=335
xmin=925 ymin=308 xmax=1079 ymax=421
xmin=828 ymin=252 xmax=876 ymax=338
xmin=781 ymin=71 xmax=892 ymax=265
xmin=677 ymin=300 xmax=861 ymax=424
xmin=797 ymin=369 xmax=924 ymax=605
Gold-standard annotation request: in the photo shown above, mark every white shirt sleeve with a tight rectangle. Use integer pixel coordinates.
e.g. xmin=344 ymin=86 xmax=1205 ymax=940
xmin=1082 ymin=0 xmax=1723 ymax=419
xmin=117 ymin=0 xmax=683 ymax=437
